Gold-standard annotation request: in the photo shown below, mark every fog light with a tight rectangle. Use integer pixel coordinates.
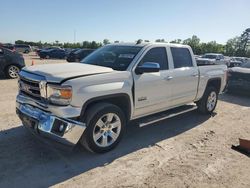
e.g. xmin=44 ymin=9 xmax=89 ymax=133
xmin=59 ymin=124 xmax=64 ymax=132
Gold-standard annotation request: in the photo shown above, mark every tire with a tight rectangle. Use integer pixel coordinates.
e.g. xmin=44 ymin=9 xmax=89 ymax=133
xmin=196 ymin=86 xmax=218 ymax=114
xmin=79 ymin=103 xmax=126 ymax=153
xmin=5 ymin=65 xmax=20 ymax=79
xmin=46 ymin=55 xmax=50 ymax=59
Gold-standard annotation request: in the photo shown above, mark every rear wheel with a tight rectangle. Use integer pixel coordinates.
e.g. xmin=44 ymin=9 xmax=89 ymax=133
xmin=80 ymin=103 xmax=126 ymax=153
xmin=197 ymin=86 xmax=218 ymax=114
xmin=5 ymin=65 xmax=20 ymax=79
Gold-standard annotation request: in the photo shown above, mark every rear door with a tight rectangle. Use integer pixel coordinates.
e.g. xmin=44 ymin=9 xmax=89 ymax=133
xmin=133 ymin=47 xmax=172 ymax=117
xmin=168 ymin=47 xmax=199 ymax=106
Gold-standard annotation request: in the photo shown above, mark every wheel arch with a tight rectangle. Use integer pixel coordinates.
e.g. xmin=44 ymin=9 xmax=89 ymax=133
xmin=80 ymin=93 xmax=132 ymax=122
xmin=206 ymin=78 xmax=222 ymax=93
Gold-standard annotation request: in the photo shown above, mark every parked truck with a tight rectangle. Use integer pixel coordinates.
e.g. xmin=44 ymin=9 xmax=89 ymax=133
xmin=16 ymin=43 xmax=227 ymax=153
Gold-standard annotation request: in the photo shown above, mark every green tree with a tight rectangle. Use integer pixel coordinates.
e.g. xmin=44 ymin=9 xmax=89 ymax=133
xmin=170 ymin=39 xmax=182 ymax=44
xmin=183 ymin=35 xmax=201 ymax=54
xmin=103 ymin=39 xmax=110 ymax=45
xmin=155 ymin=39 xmax=165 ymax=42
xmin=224 ymin=37 xmax=241 ymax=56
xmin=237 ymin=28 xmax=250 ymax=57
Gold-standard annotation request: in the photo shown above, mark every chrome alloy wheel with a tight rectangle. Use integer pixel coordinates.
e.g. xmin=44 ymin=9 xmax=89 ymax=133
xmin=207 ymin=91 xmax=217 ymax=112
xmin=8 ymin=65 xmax=20 ymax=78
xmin=93 ymin=113 xmax=121 ymax=147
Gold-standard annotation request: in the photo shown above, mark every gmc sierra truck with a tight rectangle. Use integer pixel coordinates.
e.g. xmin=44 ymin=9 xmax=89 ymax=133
xmin=16 ymin=43 xmax=227 ymax=153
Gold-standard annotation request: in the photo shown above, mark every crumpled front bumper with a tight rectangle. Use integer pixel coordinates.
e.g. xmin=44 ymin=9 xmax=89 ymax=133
xmin=16 ymin=102 xmax=86 ymax=146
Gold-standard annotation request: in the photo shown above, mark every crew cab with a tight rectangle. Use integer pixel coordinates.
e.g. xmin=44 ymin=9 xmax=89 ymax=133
xmin=16 ymin=43 xmax=227 ymax=153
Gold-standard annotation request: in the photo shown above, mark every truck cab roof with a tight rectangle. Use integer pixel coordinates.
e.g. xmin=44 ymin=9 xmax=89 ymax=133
xmin=106 ymin=42 xmax=190 ymax=49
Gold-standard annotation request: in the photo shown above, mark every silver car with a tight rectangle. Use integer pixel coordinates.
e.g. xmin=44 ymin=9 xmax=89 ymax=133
xmin=14 ymin=44 xmax=32 ymax=53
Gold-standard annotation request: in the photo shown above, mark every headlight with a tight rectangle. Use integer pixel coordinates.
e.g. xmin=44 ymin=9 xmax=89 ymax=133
xmin=47 ymin=85 xmax=72 ymax=105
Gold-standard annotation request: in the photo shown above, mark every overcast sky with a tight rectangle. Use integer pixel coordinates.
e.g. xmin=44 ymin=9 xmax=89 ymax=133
xmin=1 ymin=0 xmax=249 ymax=44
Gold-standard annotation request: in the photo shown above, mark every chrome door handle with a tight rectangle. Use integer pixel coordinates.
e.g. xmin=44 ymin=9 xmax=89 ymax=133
xmin=164 ymin=76 xmax=173 ymax=81
xmin=191 ymin=73 xmax=198 ymax=77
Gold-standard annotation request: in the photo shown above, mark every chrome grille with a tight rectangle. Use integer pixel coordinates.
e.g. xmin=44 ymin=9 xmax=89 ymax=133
xmin=19 ymin=77 xmax=41 ymax=100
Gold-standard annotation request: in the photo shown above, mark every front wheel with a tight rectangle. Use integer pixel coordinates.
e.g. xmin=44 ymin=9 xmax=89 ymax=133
xmin=5 ymin=65 xmax=20 ymax=79
xmin=197 ymin=86 xmax=218 ymax=114
xmin=80 ymin=103 xmax=126 ymax=153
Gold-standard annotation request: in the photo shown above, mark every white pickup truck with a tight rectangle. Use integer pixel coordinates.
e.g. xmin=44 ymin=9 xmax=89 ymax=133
xmin=16 ymin=43 xmax=227 ymax=153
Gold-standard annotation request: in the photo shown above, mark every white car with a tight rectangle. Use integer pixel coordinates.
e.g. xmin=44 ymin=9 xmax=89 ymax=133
xmin=16 ymin=43 xmax=227 ymax=153
xmin=196 ymin=53 xmax=229 ymax=66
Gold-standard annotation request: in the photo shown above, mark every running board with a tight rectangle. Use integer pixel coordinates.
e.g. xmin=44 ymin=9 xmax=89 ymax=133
xmin=139 ymin=105 xmax=198 ymax=127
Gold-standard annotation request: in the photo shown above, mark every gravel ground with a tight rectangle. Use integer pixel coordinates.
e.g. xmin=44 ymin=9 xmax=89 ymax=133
xmin=0 ymin=54 xmax=249 ymax=188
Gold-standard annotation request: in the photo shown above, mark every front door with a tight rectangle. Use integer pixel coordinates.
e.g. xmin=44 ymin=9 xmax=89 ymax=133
xmin=133 ymin=47 xmax=172 ymax=118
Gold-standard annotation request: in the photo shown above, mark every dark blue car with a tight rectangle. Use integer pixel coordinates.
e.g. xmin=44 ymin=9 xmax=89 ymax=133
xmin=39 ymin=49 xmax=66 ymax=59
xmin=0 ymin=47 xmax=25 ymax=78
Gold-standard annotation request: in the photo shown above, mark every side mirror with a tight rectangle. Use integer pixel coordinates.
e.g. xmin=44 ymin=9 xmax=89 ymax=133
xmin=135 ymin=62 xmax=160 ymax=74
xmin=0 ymin=48 xmax=3 ymax=55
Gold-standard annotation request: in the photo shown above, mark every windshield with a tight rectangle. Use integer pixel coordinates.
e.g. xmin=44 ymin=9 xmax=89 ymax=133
xmin=202 ymin=54 xmax=217 ymax=59
xmin=241 ymin=62 xmax=250 ymax=68
xmin=74 ymin=49 xmax=83 ymax=54
xmin=81 ymin=45 xmax=142 ymax=71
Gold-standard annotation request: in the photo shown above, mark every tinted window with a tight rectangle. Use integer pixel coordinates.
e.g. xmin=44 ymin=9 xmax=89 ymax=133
xmin=202 ymin=54 xmax=217 ymax=59
xmin=15 ymin=44 xmax=29 ymax=48
xmin=74 ymin=49 xmax=83 ymax=54
xmin=171 ymin=47 xmax=193 ymax=68
xmin=84 ymin=50 xmax=93 ymax=56
xmin=140 ymin=47 xmax=168 ymax=70
xmin=241 ymin=62 xmax=250 ymax=68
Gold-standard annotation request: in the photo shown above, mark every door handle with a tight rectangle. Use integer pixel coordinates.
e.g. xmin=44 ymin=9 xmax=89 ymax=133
xmin=191 ymin=73 xmax=199 ymax=77
xmin=164 ymin=76 xmax=173 ymax=81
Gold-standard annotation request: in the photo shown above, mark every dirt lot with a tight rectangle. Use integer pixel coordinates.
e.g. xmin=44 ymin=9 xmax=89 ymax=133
xmin=0 ymin=54 xmax=250 ymax=188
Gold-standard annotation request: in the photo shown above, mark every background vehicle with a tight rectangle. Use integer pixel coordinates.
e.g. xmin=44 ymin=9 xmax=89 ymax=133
xmin=227 ymin=62 xmax=250 ymax=93
xmin=67 ymin=49 xmax=95 ymax=62
xmin=38 ymin=48 xmax=66 ymax=59
xmin=16 ymin=43 xmax=227 ymax=153
xmin=64 ymin=48 xmax=79 ymax=56
xmin=2 ymin=43 xmax=15 ymax=51
xmin=36 ymin=46 xmax=63 ymax=56
xmin=196 ymin=53 xmax=229 ymax=66
xmin=14 ymin=44 xmax=32 ymax=53
xmin=228 ymin=57 xmax=243 ymax=67
xmin=0 ymin=47 xmax=25 ymax=78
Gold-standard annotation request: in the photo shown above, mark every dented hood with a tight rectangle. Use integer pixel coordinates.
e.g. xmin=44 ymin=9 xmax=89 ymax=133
xmin=22 ymin=63 xmax=114 ymax=83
